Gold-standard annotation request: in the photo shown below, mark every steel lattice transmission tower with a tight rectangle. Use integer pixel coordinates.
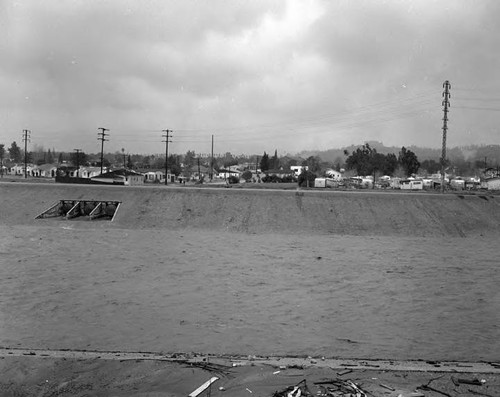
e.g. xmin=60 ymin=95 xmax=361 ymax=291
xmin=441 ymin=80 xmax=451 ymax=193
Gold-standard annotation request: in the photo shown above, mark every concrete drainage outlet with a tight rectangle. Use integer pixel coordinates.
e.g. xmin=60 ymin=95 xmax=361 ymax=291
xmin=35 ymin=200 xmax=121 ymax=221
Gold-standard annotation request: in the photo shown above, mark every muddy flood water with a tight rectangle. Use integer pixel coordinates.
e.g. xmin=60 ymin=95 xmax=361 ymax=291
xmin=0 ymin=225 xmax=498 ymax=362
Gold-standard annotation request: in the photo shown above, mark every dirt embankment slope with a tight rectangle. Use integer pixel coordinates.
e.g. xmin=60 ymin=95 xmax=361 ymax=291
xmin=1 ymin=182 xmax=499 ymax=237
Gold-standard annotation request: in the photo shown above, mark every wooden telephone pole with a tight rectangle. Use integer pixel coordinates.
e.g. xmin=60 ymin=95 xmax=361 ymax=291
xmin=97 ymin=128 xmax=109 ymax=175
xmin=22 ymin=129 xmax=31 ymax=178
xmin=162 ymin=129 xmax=173 ymax=185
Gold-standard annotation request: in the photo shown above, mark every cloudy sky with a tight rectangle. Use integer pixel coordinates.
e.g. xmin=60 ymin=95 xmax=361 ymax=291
xmin=1 ymin=0 xmax=500 ymax=156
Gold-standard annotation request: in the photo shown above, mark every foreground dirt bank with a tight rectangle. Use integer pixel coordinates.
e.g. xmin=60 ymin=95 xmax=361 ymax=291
xmin=1 ymin=182 xmax=500 ymax=237
xmin=1 ymin=350 xmax=499 ymax=397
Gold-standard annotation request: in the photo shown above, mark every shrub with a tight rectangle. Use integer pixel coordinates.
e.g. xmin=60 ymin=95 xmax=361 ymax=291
xmin=262 ymin=174 xmax=281 ymax=183
xmin=298 ymin=170 xmax=316 ymax=187
xmin=281 ymin=175 xmax=296 ymax=183
xmin=241 ymin=170 xmax=253 ymax=182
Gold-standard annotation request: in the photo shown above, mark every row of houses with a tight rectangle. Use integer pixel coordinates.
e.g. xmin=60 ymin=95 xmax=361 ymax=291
xmin=3 ymin=163 xmax=106 ymax=179
xmin=3 ymin=161 xmax=300 ymax=183
xmin=5 ymin=162 xmax=499 ymax=190
xmin=4 ymin=163 xmax=60 ymax=178
xmin=315 ymin=174 xmax=500 ymax=191
xmin=2 ymin=163 xmax=245 ymax=186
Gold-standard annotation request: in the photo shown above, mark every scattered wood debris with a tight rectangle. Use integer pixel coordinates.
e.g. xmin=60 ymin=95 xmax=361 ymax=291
xmin=188 ymin=376 xmax=218 ymax=397
xmin=273 ymin=379 xmax=314 ymax=397
xmin=313 ymin=378 xmax=367 ymax=397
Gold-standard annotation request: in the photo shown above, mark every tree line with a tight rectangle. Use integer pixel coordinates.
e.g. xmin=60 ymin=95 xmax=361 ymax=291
xmin=1 ymin=138 xmax=496 ymax=180
xmin=344 ymin=143 xmax=421 ymax=178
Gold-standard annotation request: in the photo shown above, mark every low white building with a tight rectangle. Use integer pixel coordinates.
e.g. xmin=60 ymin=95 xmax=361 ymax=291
xmin=9 ymin=164 xmax=36 ymax=176
xmin=217 ymin=169 xmax=241 ymax=180
xmin=36 ymin=164 xmax=58 ymax=178
xmin=91 ymin=169 xmax=145 ymax=186
xmin=144 ymin=170 xmax=165 ymax=183
xmin=484 ymin=177 xmax=500 ymax=190
xmin=400 ymin=179 xmax=423 ymax=190
xmin=290 ymin=165 xmax=308 ymax=176
xmin=314 ymin=178 xmax=337 ymax=188
xmin=450 ymin=178 xmax=465 ymax=189
xmin=80 ymin=167 xmax=102 ymax=178
xmin=325 ymin=169 xmax=343 ymax=181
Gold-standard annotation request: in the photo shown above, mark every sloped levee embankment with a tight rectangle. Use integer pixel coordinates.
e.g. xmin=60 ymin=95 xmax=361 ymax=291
xmin=1 ymin=182 xmax=499 ymax=237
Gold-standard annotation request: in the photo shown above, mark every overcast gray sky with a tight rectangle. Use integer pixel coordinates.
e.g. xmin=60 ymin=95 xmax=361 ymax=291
xmin=1 ymin=0 xmax=500 ymax=156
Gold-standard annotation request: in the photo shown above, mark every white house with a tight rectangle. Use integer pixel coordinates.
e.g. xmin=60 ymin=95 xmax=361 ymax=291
xmin=227 ymin=165 xmax=241 ymax=172
xmin=314 ymin=178 xmax=338 ymax=188
xmin=144 ymin=170 xmax=165 ymax=183
xmin=450 ymin=177 xmax=465 ymax=190
xmin=429 ymin=172 xmax=450 ymax=184
xmin=217 ymin=169 xmax=241 ymax=180
xmin=91 ymin=169 xmax=145 ymax=186
xmin=80 ymin=167 xmax=103 ymax=178
xmin=400 ymin=179 xmax=423 ymax=190
xmin=325 ymin=169 xmax=343 ymax=181
xmin=9 ymin=164 xmax=35 ymax=176
xmin=290 ymin=165 xmax=308 ymax=176
xmin=37 ymin=164 xmax=58 ymax=178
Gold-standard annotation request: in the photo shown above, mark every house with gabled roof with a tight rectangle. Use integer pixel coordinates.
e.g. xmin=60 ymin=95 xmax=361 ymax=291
xmin=144 ymin=170 xmax=165 ymax=183
xmin=9 ymin=163 xmax=35 ymax=176
xmin=91 ymin=169 xmax=145 ymax=186
xmin=216 ymin=168 xmax=241 ymax=180
xmin=37 ymin=164 xmax=58 ymax=178
xmin=80 ymin=167 xmax=102 ymax=179
xmin=264 ymin=167 xmax=294 ymax=179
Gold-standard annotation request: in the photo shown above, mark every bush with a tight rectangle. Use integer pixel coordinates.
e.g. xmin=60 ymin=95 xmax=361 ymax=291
xmin=227 ymin=175 xmax=240 ymax=184
xmin=262 ymin=174 xmax=281 ymax=183
xmin=281 ymin=175 xmax=296 ymax=183
xmin=241 ymin=170 xmax=253 ymax=182
xmin=298 ymin=170 xmax=316 ymax=187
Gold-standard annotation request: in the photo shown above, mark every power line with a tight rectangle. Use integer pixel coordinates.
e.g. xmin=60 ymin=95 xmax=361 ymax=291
xmin=156 ymin=101 xmax=436 ymax=145
xmin=176 ymin=89 xmax=437 ymax=132
xmin=452 ymin=86 xmax=500 ymax=94
xmin=453 ymin=97 xmax=500 ymax=102
xmin=7 ymin=89 xmax=441 ymax=153
xmin=452 ymin=106 xmax=500 ymax=112
xmin=175 ymin=96 xmax=436 ymax=136
xmin=87 ymin=103 xmax=435 ymax=147
xmin=19 ymin=90 xmax=437 ymax=148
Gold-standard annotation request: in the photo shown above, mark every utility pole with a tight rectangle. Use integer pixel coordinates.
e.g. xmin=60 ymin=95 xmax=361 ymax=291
xmin=162 ymin=129 xmax=172 ymax=185
xmin=22 ymin=129 xmax=31 ymax=178
xmin=210 ymin=134 xmax=214 ymax=181
xmin=73 ymin=149 xmax=82 ymax=177
xmin=121 ymin=148 xmax=126 ymax=169
xmin=441 ymin=80 xmax=451 ymax=193
xmin=97 ymin=127 xmax=109 ymax=175
xmin=197 ymin=157 xmax=201 ymax=181
xmin=0 ymin=144 xmax=4 ymax=178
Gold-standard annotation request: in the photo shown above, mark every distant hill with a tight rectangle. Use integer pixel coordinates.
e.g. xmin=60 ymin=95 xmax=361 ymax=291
xmin=299 ymin=142 xmax=500 ymax=166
